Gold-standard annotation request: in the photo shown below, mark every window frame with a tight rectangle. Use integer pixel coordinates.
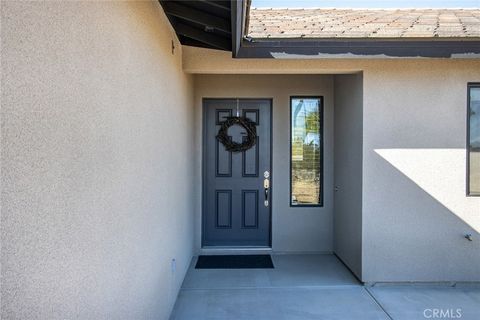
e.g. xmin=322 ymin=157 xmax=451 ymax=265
xmin=289 ymin=96 xmax=324 ymax=207
xmin=467 ymin=83 xmax=480 ymax=197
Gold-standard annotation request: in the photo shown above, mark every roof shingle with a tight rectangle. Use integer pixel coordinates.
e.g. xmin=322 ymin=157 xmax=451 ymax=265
xmin=247 ymin=8 xmax=480 ymax=38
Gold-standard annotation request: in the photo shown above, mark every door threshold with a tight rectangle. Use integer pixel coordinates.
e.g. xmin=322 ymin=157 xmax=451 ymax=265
xmin=202 ymin=246 xmax=272 ymax=249
xmin=199 ymin=247 xmax=272 ymax=255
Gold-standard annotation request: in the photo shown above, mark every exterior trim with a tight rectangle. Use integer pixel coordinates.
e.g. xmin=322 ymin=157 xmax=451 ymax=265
xmin=289 ymin=96 xmax=324 ymax=208
xmin=236 ymin=39 xmax=480 ymax=58
xmin=231 ymin=0 xmax=248 ymax=57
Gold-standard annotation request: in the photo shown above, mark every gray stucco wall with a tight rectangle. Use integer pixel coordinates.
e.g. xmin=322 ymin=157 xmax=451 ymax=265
xmin=362 ymin=62 xmax=480 ymax=282
xmin=1 ymin=1 xmax=194 ymax=319
xmin=333 ymin=74 xmax=363 ymax=279
xmin=194 ymin=74 xmax=334 ymax=253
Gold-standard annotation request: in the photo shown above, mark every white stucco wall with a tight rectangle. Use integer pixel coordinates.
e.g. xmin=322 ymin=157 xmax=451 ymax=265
xmin=333 ymin=74 xmax=363 ymax=279
xmin=184 ymin=47 xmax=480 ymax=282
xmin=194 ymin=74 xmax=334 ymax=253
xmin=1 ymin=1 xmax=194 ymax=319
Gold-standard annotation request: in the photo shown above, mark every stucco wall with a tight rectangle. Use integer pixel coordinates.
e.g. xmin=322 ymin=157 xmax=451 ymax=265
xmin=362 ymin=62 xmax=480 ymax=282
xmin=194 ymin=74 xmax=334 ymax=253
xmin=333 ymin=74 xmax=363 ymax=279
xmin=184 ymin=47 xmax=480 ymax=282
xmin=1 ymin=1 xmax=194 ymax=319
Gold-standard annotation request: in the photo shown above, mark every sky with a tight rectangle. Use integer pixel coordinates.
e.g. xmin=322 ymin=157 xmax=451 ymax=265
xmin=251 ymin=0 xmax=480 ymax=8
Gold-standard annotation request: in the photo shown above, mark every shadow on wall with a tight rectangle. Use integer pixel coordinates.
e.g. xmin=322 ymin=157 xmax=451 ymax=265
xmin=376 ymin=148 xmax=479 ymax=232
xmin=368 ymin=148 xmax=479 ymax=281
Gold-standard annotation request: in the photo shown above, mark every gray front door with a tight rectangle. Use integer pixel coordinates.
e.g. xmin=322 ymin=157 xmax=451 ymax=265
xmin=203 ymin=99 xmax=272 ymax=247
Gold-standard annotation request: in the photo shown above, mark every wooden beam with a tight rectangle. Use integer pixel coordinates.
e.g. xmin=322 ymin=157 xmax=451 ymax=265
xmin=175 ymin=22 xmax=231 ymax=50
xmin=179 ymin=36 xmax=217 ymax=50
xmin=163 ymin=1 xmax=230 ymax=33
xmin=204 ymin=1 xmax=230 ymax=13
xmin=181 ymin=1 xmax=230 ymax=19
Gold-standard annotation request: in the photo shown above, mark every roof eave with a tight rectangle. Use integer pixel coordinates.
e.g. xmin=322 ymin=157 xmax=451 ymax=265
xmin=235 ymin=37 xmax=480 ymax=58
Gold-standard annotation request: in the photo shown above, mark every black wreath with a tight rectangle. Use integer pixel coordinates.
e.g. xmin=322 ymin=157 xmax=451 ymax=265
xmin=216 ymin=117 xmax=257 ymax=153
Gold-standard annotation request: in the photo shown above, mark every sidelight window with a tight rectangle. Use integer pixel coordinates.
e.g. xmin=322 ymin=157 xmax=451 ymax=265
xmin=290 ymin=97 xmax=323 ymax=206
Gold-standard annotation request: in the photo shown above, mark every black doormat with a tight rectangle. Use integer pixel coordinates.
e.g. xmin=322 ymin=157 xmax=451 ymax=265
xmin=195 ymin=255 xmax=274 ymax=269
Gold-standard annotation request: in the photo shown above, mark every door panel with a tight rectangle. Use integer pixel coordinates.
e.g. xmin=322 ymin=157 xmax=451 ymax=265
xmin=203 ymin=99 xmax=272 ymax=247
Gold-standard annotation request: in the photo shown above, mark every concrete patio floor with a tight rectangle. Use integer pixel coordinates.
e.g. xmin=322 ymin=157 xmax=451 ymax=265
xmin=170 ymin=255 xmax=480 ymax=320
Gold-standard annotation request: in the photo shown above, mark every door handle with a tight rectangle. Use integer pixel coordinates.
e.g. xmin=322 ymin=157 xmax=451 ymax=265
xmin=263 ymin=172 xmax=270 ymax=207
xmin=264 ymin=188 xmax=269 ymax=207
